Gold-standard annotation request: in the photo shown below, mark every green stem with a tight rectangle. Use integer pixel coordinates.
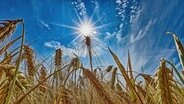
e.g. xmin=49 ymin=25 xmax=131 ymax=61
xmin=165 ymin=60 xmax=184 ymax=86
xmin=5 ymin=19 xmax=24 ymax=104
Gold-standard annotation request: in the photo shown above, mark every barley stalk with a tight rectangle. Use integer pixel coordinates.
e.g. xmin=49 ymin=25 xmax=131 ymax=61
xmin=83 ymin=69 xmax=116 ymax=104
xmin=5 ymin=19 xmax=24 ymax=104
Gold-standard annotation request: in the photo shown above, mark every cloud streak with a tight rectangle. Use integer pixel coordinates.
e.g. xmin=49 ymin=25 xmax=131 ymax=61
xmin=39 ymin=20 xmax=51 ymax=30
xmin=130 ymin=19 xmax=156 ymax=43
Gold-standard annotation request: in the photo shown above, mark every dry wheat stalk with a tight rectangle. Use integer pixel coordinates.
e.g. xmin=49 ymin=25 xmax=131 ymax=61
xmin=0 ymin=64 xmax=27 ymax=103
xmin=0 ymin=19 xmax=22 ymax=42
xmin=109 ymin=48 xmax=144 ymax=104
xmin=154 ymin=59 xmax=179 ymax=104
xmin=39 ymin=65 xmax=47 ymax=93
xmin=55 ymin=49 xmax=62 ymax=66
xmin=23 ymin=45 xmax=36 ymax=77
xmin=111 ymin=67 xmax=117 ymax=89
xmin=0 ymin=52 xmax=12 ymax=64
xmin=105 ymin=65 xmax=113 ymax=72
xmin=0 ymin=36 xmax=21 ymax=55
xmin=60 ymin=87 xmax=72 ymax=104
xmin=0 ymin=67 xmax=9 ymax=104
xmin=83 ymin=69 xmax=116 ymax=104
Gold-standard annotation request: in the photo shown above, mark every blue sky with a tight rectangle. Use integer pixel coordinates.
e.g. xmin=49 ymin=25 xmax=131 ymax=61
xmin=1 ymin=0 xmax=184 ymax=73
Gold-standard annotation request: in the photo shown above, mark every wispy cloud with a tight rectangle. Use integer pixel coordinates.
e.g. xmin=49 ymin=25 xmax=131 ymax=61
xmin=130 ymin=48 xmax=175 ymax=73
xmin=38 ymin=20 xmax=51 ymax=30
xmin=103 ymin=1 xmax=178 ymax=73
xmin=130 ymin=19 xmax=156 ymax=43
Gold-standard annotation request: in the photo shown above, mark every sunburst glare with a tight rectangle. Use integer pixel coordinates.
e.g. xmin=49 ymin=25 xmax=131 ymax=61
xmin=77 ymin=21 xmax=97 ymax=37
xmin=44 ymin=11 xmax=117 ymax=62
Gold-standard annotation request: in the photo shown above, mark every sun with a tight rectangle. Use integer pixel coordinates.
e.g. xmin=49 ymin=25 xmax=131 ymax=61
xmin=46 ymin=14 xmax=116 ymax=38
xmin=79 ymin=23 xmax=93 ymax=36
xmin=77 ymin=20 xmax=97 ymax=37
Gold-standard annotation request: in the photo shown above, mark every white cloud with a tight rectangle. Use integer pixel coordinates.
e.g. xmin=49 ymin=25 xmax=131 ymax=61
xmin=116 ymin=0 xmax=122 ymax=4
xmin=104 ymin=23 xmax=124 ymax=43
xmin=39 ymin=20 xmax=51 ymax=30
xmin=44 ymin=41 xmax=61 ymax=49
xmin=72 ymin=0 xmax=86 ymax=16
xmin=91 ymin=0 xmax=99 ymax=9
xmin=44 ymin=41 xmax=76 ymax=57
xmin=103 ymin=0 xmax=141 ymax=43
xmin=44 ymin=39 xmax=106 ymax=58
xmin=115 ymin=0 xmax=139 ymax=24
xmin=104 ymin=32 xmax=115 ymax=41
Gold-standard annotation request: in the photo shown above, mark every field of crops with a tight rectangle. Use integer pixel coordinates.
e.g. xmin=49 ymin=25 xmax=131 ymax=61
xmin=0 ymin=19 xmax=184 ymax=104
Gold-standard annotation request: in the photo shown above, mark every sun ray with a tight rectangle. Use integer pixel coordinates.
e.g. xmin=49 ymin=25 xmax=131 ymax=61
xmin=89 ymin=7 xmax=98 ymax=24
xmin=71 ymin=35 xmax=81 ymax=43
xmin=95 ymin=21 xmax=120 ymax=29
xmin=73 ymin=8 xmax=83 ymax=25
xmin=47 ymin=22 xmax=77 ymax=31
xmin=91 ymin=15 xmax=104 ymax=26
xmin=92 ymin=41 xmax=108 ymax=52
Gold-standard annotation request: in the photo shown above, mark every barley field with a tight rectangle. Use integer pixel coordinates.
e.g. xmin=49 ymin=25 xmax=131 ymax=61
xmin=1 ymin=0 xmax=184 ymax=104
xmin=0 ymin=19 xmax=184 ymax=104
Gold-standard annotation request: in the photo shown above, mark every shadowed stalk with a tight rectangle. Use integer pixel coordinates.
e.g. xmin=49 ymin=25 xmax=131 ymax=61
xmin=128 ymin=50 xmax=134 ymax=81
xmin=53 ymin=49 xmax=62 ymax=89
xmin=166 ymin=32 xmax=184 ymax=70
xmin=85 ymin=36 xmax=93 ymax=71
